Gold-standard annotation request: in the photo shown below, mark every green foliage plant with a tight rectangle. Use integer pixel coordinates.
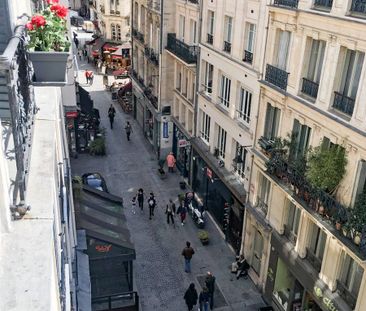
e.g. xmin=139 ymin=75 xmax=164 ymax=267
xmin=89 ymin=137 xmax=106 ymax=156
xmin=198 ymin=230 xmax=209 ymax=241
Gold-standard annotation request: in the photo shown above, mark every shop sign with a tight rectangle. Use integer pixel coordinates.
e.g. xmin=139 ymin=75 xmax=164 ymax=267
xmin=66 ymin=111 xmax=78 ymax=118
xmin=313 ymin=286 xmax=339 ymax=311
xmin=206 ymin=167 xmax=213 ymax=179
xmin=95 ymin=244 xmax=112 ymax=252
xmin=178 ymin=139 xmax=189 ymax=148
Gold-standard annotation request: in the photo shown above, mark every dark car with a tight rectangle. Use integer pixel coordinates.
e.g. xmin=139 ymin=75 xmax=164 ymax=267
xmin=82 ymin=173 xmax=108 ymax=192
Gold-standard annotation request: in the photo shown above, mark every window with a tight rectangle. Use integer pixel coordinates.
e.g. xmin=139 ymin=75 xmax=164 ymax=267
xmin=219 ymin=75 xmax=231 ymax=108
xmin=176 ymin=71 xmax=182 ymax=91
xmin=201 ymin=111 xmax=211 ymax=143
xmin=190 ymin=19 xmax=197 ymax=44
xmin=252 ymin=230 xmax=264 ymax=275
xmin=290 ymin=119 xmax=311 ymax=161
xmin=217 ymin=126 xmax=227 ymax=158
xmin=307 ymin=39 xmax=325 ymax=84
xmin=111 ymin=23 xmax=116 ymax=40
xmin=203 ymin=62 xmax=213 ymax=95
xmin=338 ymin=252 xmax=363 ymax=308
xmin=285 ymin=201 xmax=301 ymax=244
xmin=233 ymin=142 xmax=247 ymax=179
xmin=307 ymin=223 xmax=327 ymax=272
xmin=224 ymin=16 xmax=233 ymax=43
xmin=257 ymin=173 xmax=270 ymax=215
xmin=238 ymin=87 xmax=252 ymax=124
xmin=134 ymin=3 xmax=138 ymax=28
xmin=245 ymin=23 xmax=256 ymax=53
xmin=207 ymin=11 xmax=214 ymax=43
xmin=353 ymin=160 xmax=366 ymax=205
xmin=274 ymin=30 xmax=291 ymax=70
xmin=116 ymin=24 xmax=121 ymax=41
xmin=179 ymin=15 xmax=185 ymax=42
xmin=263 ymin=103 xmax=280 ymax=140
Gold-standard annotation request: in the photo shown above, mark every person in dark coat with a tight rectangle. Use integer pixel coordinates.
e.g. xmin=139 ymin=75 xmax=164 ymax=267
xmin=177 ymin=202 xmax=187 ymax=226
xmin=165 ymin=198 xmax=176 ymax=225
xmin=205 ymin=271 xmax=216 ymax=309
xmin=108 ymin=104 xmax=116 ymax=129
xmin=199 ymin=287 xmax=210 ymax=311
xmin=181 ymin=241 xmax=195 ymax=273
xmin=184 ymin=283 xmax=198 ymax=311
xmin=147 ymin=192 xmax=156 ymax=220
xmin=125 ymin=121 xmax=132 ymax=141
xmin=137 ymin=188 xmax=145 ymax=212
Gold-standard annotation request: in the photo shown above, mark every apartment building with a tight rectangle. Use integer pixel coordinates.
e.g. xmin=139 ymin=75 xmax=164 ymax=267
xmin=189 ymin=0 xmax=268 ymax=252
xmin=90 ymin=0 xmax=130 ymax=42
xmin=243 ymin=1 xmax=366 ymax=310
xmin=165 ymin=0 xmax=199 ymax=180
xmin=131 ymin=0 xmax=175 ymax=157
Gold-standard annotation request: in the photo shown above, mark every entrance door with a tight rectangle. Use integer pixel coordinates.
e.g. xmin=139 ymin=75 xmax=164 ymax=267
xmin=252 ymin=229 xmax=264 ymax=275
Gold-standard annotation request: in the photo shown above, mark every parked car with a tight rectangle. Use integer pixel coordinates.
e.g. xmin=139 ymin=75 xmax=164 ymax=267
xmin=82 ymin=173 xmax=108 ymax=192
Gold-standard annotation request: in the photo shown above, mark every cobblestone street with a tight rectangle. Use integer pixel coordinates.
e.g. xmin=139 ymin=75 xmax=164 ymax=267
xmin=71 ymin=56 xmax=265 ymax=311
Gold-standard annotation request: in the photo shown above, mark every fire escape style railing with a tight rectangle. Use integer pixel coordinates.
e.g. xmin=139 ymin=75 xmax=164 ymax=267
xmin=166 ymin=33 xmax=198 ymax=64
xmin=351 ymin=0 xmax=366 ymax=14
xmin=0 ymin=16 xmax=36 ymax=213
xmin=273 ymin=0 xmax=299 ymax=8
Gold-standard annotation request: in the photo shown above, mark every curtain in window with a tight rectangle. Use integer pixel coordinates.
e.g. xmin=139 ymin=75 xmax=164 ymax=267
xmin=307 ymin=39 xmax=325 ymax=83
xmin=264 ymin=103 xmax=280 ymax=139
xmin=275 ymin=31 xmax=291 ymax=70
xmin=239 ymin=88 xmax=252 ymax=123
xmin=246 ymin=23 xmax=256 ymax=52
xmin=340 ymin=50 xmax=364 ymax=99
xmin=290 ymin=119 xmax=311 ymax=160
xmin=309 ymin=225 xmax=326 ymax=260
xmin=224 ymin=16 xmax=232 ymax=42
xmin=220 ymin=76 xmax=231 ymax=107
xmin=179 ymin=16 xmax=185 ymax=41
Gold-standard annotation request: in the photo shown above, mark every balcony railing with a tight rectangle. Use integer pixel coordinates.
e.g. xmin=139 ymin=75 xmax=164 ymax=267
xmin=0 ymin=16 xmax=36 ymax=211
xmin=223 ymin=41 xmax=231 ymax=53
xmin=188 ymin=0 xmax=199 ymax=3
xmin=314 ymin=0 xmax=333 ymax=9
xmin=337 ymin=281 xmax=357 ymax=309
xmin=243 ymin=50 xmax=253 ymax=64
xmin=110 ymin=9 xmax=115 ymax=14
xmin=116 ymin=10 xmax=120 ymax=15
xmin=332 ymin=92 xmax=355 ymax=116
xmin=143 ymin=87 xmax=158 ymax=109
xmin=256 ymin=198 xmax=268 ymax=215
xmin=166 ymin=33 xmax=198 ymax=64
xmin=350 ymin=0 xmax=366 ymax=14
xmin=145 ymin=47 xmax=159 ymax=66
xmin=306 ymin=248 xmax=322 ymax=272
xmin=265 ymin=64 xmax=289 ymax=91
xmin=301 ymin=77 xmax=319 ymax=98
xmin=273 ymin=0 xmax=299 ymax=8
xmin=207 ymin=33 xmax=213 ymax=44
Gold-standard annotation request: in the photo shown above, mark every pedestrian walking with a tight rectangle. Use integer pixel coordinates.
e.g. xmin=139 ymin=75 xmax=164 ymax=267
xmin=78 ymin=49 xmax=83 ymax=61
xmin=108 ymin=104 xmax=116 ymax=129
xmin=147 ymin=192 xmax=156 ymax=220
xmin=181 ymin=241 xmax=195 ymax=273
xmin=184 ymin=283 xmax=198 ymax=311
xmin=165 ymin=199 xmax=176 ymax=225
xmin=166 ymin=152 xmax=176 ymax=173
xmin=74 ymin=37 xmax=79 ymax=49
xmin=131 ymin=196 xmax=137 ymax=215
xmin=125 ymin=121 xmax=132 ymax=141
xmin=199 ymin=287 xmax=210 ymax=311
xmin=85 ymin=70 xmax=90 ymax=84
xmin=205 ymin=271 xmax=216 ymax=310
xmin=137 ymin=188 xmax=145 ymax=212
xmin=89 ymin=71 xmax=94 ymax=85
xmin=177 ymin=201 xmax=187 ymax=226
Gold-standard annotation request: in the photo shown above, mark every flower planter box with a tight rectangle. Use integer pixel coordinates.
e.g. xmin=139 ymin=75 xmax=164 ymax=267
xmin=29 ymin=51 xmax=69 ymax=83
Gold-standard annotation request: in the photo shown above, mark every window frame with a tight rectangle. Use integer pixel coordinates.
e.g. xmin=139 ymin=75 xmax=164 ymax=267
xmin=217 ymin=125 xmax=227 ymax=159
xmin=219 ymin=75 xmax=231 ymax=108
xmin=263 ymin=103 xmax=280 ymax=140
xmin=237 ymin=87 xmax=252 ymax=124
xmin=200 ymin=111 xmax=211 ymax=143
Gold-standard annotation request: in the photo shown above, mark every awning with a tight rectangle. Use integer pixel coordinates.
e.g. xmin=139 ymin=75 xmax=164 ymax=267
xmin=103 ymin=43 xmax=119 ymax=51
xmin=112 ymin=69 xmax=128 ymax=76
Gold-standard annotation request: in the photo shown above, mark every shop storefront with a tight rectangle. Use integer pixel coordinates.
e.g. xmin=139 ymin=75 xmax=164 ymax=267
xmin=264 ymin=232 xmax=352 ymax=311
xmin=191 ymin=148 xmax=245 ymax=253
xmin=172 ymin=124 xmax=191 ymax=179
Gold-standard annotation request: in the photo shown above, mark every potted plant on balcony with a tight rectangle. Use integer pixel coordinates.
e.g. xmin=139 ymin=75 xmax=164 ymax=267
xmin=26 ymin=0 xmax=70 ymax=83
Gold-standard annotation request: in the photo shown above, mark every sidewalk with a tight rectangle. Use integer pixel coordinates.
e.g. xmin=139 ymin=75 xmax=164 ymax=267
xmin=71 ymin=56 xmax=266 ymax=311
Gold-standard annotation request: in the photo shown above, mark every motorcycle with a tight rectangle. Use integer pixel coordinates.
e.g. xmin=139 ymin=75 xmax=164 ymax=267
xmin=185 ymin=192 xmax=206 ymax=228
xmin=231 ymin=255 xmax=250 ymax=279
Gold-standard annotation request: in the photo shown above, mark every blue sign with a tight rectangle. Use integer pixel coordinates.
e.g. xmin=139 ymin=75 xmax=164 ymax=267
xmin=163 ymin=122 xmax=169 ymax=138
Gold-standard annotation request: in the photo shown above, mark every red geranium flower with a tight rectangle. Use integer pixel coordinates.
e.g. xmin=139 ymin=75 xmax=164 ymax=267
xmin=50 ymin=4 xmax=68 ymax=19
xmin=26 ymin=22 xmax=34 ymax=31
xmin=31 ymin=15 xmax=47 ymax=28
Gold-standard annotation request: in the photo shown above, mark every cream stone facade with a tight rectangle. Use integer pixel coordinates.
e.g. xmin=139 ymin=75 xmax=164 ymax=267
xmin=243 ymin=1 xmax=366 ymax=311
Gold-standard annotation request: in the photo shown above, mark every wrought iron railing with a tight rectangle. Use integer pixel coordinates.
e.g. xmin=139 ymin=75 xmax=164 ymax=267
xmin=143 ymin=87 xmax=158 ymax=109
xmin=301 ymin=77 xmax=319 ymax=98
xmin=188 ymin=0 xmax=199 ymax=3
xmin=256 ymin=198 xmax=268 ymax=215
xmin=332 ymin=91 xmax=355 ymax=116
xmin=0 ymin=16 xmax=36 ymax=209
xmin=337 ymin=280 xmax=357 ymax=309
xmin=223 ymin=41 xmax=231 ymax=53
xmin=207 ymin=33 xmax=213 ymax=44
xmin=350 ymin=0 xmax=366 ymax=14
xmin=243 ymin=50 xmax=253 ymax=64
xmin=306 ymin=248 xmax=322 ymax=272
xmin=265 ymin=64 xmax=289 ymax=91
xmin=273 ymin=0 xmax=299 ymax=8
xmin=145 ymin=47 xmax=159 ymax=65
xmin=110 ymin=9 xmax=115 ymax=14
xmin=314 ymin=0 xmax=333 ymax=9
xmin=136 ymin=31 xmax=144 ymax=44
xmin=166 ymin=33 xmax=198 ymax=64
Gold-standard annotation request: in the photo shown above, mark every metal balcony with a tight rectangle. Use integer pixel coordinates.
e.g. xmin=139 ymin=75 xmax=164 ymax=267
xmin=223 ymin=41 xmax=231 ymax=53
xmin=243 ymin=50 xmax=253 ymax=64
xmin=273 ymin=0 xmax=299 ymax=9
xmin=145 ymin=47 xmax=159 ymax=66
xmin=350 ymin=0 xmax=366 ymax=14
xmin=188 ymin=0 xmax=199 ymax=3
xmin=332 ymin=92 xmax=355 ymax=116
xmin=265 ymin=64 xmax=289 ymax=91
xmin=301 ymin=77 xmax=319 ymax=98
xmin=166 ymin=33 xmax=198 ymax=64
xmin=143 ymin=87 xmax=158 ymax=109
xmin=207 ymin=33 xmax=213 ymax=44
xmin=314 ymin=0 xmax=333 ymax=9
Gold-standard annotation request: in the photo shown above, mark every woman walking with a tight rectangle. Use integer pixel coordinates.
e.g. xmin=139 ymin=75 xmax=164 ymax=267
xmin=184 ymin=283 xmax=198 ymax=311
xmin=177 ymin=201 xmax=187 ymax=226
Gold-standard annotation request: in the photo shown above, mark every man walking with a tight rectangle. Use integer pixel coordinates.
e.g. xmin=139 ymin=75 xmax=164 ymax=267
xmin=181 ymin=241 xmax=195 ymax=273
xmin=205 ymin=271 xmax=216 ymax=310
xmin=125 ymin=121 xmax=132 ymax=141
xmin=165 ymin=199 xmax=176 ymax=225
xmin=108 ymin=104 xmax=116 ymax=129
xmin=148 ymin=192 xmax=156 ymax=220
xmin=137 ymin=188 xmax=145 ymax=212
